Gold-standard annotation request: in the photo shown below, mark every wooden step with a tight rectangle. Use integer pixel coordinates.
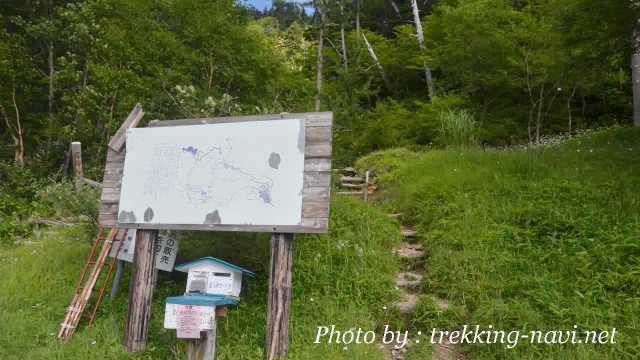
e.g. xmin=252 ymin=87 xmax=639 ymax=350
xmin=387 ymin=213 xmax=402 ymax=219
xmin=394 ymin=243 xmax=424 ymax=258
xmin=337 ymin=189 xmax=374 ymax=196
xmin=340 ymin=183 xmax=366 ymax=189
xmin=394 ymin=292 xmax=418 ymax=313
xmin=341 ymin=167 xmax=356 ymax=174
xmin=400 ymin=227 xmax=417 ymax=238
xmin=340 ymin=176 xmax=364 ymax=182
xmin=395 ymin=272 xmax=424 ymax=287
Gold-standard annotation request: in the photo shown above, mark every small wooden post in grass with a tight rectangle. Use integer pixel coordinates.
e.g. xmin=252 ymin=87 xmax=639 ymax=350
xmin=266 ymin=233 xmax=294 ymax=360
xmin=71 ymin=141 xmax=83 ymax=190
xmin=363 ymin=170 xmax=370 ymax=202
xmin=187 ymin=323 xmax=217 ymax=360
xmin=123 ymin=229 xmax=158 ymax=352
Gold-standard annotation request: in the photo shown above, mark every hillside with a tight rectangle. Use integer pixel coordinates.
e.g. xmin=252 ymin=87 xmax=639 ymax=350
xmin=357 ymin=128 xmax=640 ymax=359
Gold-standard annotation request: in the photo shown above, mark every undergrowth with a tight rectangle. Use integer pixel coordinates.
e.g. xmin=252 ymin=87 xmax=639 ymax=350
xmin=0 ymin=197 xmax=402 ymax=359
xmin=365 ymin=128 xmax=640 ymax=359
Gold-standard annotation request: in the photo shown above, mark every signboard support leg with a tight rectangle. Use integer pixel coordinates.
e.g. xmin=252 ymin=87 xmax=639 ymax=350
xmin=266 ymin=233 xmax=293 ymax=360
xmin=110 ymin=260 xmax=125 ymax=299
xmin=123 ymin=229 xmax=158 ymax=352
xmin=187 ymin=320 xmax=217 ymax=360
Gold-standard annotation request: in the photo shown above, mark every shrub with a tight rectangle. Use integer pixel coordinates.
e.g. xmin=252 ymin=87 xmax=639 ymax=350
xmin=437 ymin=109 xmax=479 ymax=147
xmin=355 ymin=148 xmax=420 ymax=186
xmin=35 ymin=181 xmax=101 ymax=224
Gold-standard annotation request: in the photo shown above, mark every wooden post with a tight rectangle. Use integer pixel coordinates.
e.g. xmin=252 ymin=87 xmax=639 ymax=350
xmin=71 ymin=142 xmax=83 ymax=190
xmin=123 ymin=229 xmax=158 ymax=352
xmin=363 ymin=170 xmax=370 ymax=202
xmin=187 ymin=321 xmax=217 ymax=360
xmin=110 ymin=260 xmax=125 ymax=299
xmin=266 ymin=233 xmax=294 ymax=360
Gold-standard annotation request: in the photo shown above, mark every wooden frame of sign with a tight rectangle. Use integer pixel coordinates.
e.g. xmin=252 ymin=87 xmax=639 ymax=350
xmin=98 ymin=112 xmax=332 ymax=234
xmin=98 ymin=110 xmax=332 ymax=359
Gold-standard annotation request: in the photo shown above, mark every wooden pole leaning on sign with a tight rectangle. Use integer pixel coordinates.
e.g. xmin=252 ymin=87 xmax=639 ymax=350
xmin=266 ymin=233 xmax=294 ymax=360
xmin=123 ymin=229 xmax=158 ymax=352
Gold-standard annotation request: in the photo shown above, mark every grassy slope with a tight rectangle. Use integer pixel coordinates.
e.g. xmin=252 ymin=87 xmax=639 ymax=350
xmin=358 ymin=128 xmax=640 ymax=359
xmin=0 ymin=197 xmax=402 ymax=359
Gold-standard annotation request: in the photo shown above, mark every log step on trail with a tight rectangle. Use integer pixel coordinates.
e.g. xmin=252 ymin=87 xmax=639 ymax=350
xmin=393 ymin=243 xmax=425 ymax=259
xmin=394 ymin=272 xmax=423 ymax=288
xmin=400 ymin=227 xmax=417 ymax=239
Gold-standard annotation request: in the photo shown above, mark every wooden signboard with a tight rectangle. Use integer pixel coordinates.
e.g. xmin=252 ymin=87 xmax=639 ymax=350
xmin=99 ymin=110 xmax=332 ymax=358
xmin=98 ymin=112 xmax=332 ymax=234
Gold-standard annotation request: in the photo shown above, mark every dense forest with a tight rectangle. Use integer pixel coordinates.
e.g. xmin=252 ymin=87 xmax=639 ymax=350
xmin=0 ymin=0 xmax=637 ymax=171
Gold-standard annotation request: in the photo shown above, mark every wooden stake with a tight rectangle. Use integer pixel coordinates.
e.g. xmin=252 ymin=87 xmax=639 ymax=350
xmin=187 ymin=322 xmax=217 ymax=360
xmin=266 ymin=233 xmax=294 ymax=360
xmin=363 ymin=171 xmax=370 ymax=202
xmin=123 ymin=229 xmax=158 ymax=352
xmin=71 ymin=142 xmax=83 ymax=190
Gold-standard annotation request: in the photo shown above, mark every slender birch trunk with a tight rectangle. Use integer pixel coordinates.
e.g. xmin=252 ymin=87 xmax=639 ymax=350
xmin=411 ymin=0 xmax=435 ymax=99
xmin=340 ymin=1 xmax=348 ymax=69
xmin=314 ymin=0 xmax=325 ymax=112
xmin=362 ymin=33 xmax=389 ymax=86
xmin=632 ymin=18 xmax=640 ymax=127
xmin=1 ymin=83 xmax=25 ymax=166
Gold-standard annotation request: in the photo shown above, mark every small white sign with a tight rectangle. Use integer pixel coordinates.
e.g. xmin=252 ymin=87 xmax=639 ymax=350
xmin=208 ymin=272 xmax=233 ymax=293
xmin=109 ymin=229 xmax=179 ymax=272
xmin=176 ymin=305 xmax=201 ymax=339
xmin=164 ymin=303 xmax=215 ymax=330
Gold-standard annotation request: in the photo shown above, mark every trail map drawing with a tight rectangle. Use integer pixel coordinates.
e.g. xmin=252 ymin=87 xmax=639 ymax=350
xmin=118 ymin=119 xmax=306 ymax=226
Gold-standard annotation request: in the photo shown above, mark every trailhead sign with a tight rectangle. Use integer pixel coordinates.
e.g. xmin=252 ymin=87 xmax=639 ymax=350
xmin=97 ymin=111 xmax=332 ymax=358
xmin=99 ymin=112 xmax=332 ymax=233
xmin=118 ymin=119 xmax=306 ymax=226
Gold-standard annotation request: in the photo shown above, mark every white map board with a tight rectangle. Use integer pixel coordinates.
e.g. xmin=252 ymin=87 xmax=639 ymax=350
xmin=118 ymin=119 xmax=306 ymax=226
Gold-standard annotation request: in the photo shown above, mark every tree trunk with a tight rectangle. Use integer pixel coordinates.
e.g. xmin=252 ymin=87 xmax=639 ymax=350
xmin=390 ymin=0 xmax=401 ymax=18
xmin=339 ymin=1 xmax=348 ymax=69
xmin=314 ymin=1 xmax=325 ymax=112
xmin=411 ymin=0 xmax=435 ymax=99
xmin=567 ymin=86 xmax=577 ymax=134
xmin=362 ymin=33 xmax=389 ymax=87
xmin=46 ymin=0 xmax=55 ymax=155
xmin=355 ymin=0 xmax=360 ymax=48
xmin=632 ymin=18 xmax=640 ymax=127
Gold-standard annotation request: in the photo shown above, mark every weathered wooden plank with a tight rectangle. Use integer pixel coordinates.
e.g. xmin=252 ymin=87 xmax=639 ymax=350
xmin=304 ymin=158 xmax=331 ymax=172
xmin=305 ymin=144 xmax=331 ymax=158
xmin=123 ymin=229 xmax=157 ymax=352
xmin=301 ymin=217 xmax=329 ymax=229
xmin=266 ymin=233 xmax=293 ymax=360
xmin=109 ymin=104 xmax=144 ymax=153
xmin=149 ymin=112 xmax=332 ymax=128
xmin=305 ymin=126 xmax=332 ymax=144
xmin=302 ymin=200 xmax=330 ymax=217
xmin=302 ymin=186 xmax=330 ymax=199
xmin=109 ymin=222 xmax=327 ymax=234
xmin=281 ymin=112 xmax=332 ymax=127
xmin=303 ymin=172 xmax=331 ymax=188
xmin=106 ymin=149 xmax=126 ymax=163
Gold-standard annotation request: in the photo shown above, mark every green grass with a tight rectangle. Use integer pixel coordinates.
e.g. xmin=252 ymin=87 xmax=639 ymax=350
xmin=0 ymin=197 xmax=402 ymax=359
xmin=364 ymin=128 xmax=640 ymax=359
